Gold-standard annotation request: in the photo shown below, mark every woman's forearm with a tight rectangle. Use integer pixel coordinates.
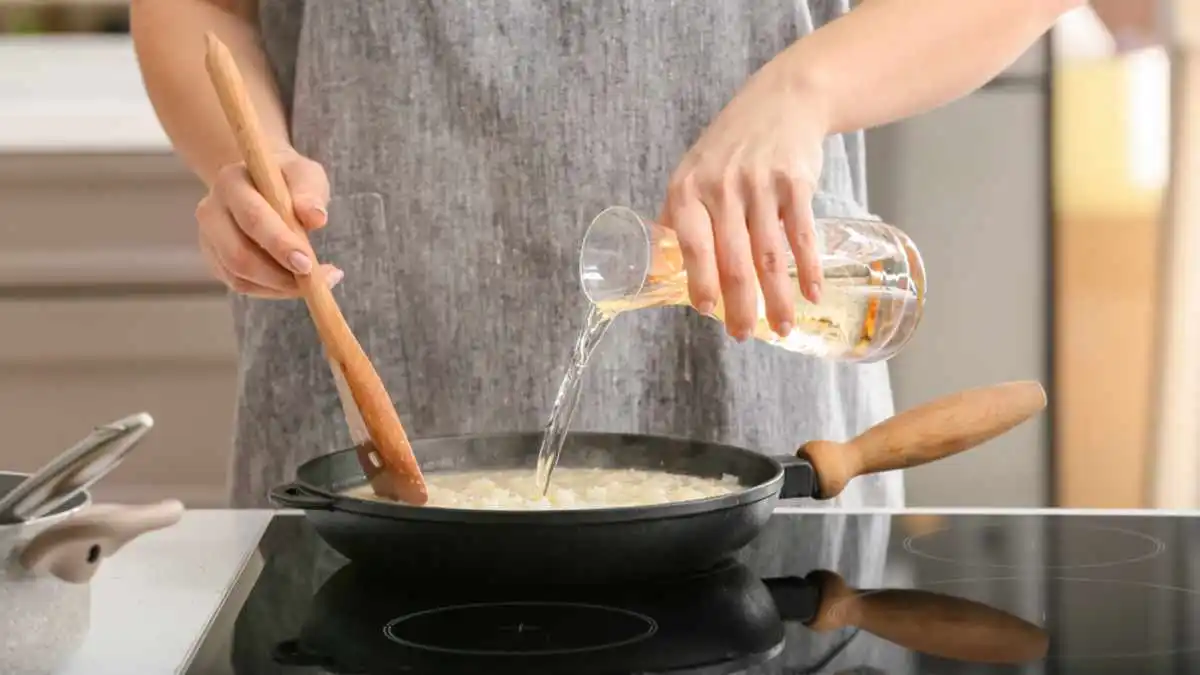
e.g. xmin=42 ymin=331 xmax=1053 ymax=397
xmin=131 ymin=0 xmax=290 ymax=186
xmin=779 ymin=0 xmax=1085 ymax=135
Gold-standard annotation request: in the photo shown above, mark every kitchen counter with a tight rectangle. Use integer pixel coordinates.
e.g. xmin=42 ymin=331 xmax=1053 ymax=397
xmin=53 ymin=509 xmax=273 ymax=675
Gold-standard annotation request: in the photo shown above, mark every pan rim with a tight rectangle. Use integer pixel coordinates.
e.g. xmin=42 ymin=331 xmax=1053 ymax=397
xmin=288 ymin=431 xmax=788 ymax=524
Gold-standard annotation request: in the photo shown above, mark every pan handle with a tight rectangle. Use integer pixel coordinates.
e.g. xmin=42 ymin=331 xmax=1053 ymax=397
xmin=19 ymin=500 xmax=184 ymax=584
xmin=269 ymin=483 xmax=337 ymax=511
xmin=775 ymin=455 xmax=819 ymax=500
xmin=799 ymin=381 xmax=1047 ymax=500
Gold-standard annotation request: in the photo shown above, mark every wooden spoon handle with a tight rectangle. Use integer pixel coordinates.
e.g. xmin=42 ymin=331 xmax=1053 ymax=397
xmin=203 ymin=33 xmax=428 ymax=505
xmin=805 ymin=570 xmax=1049 ymax=664
xmin=800 ymin=381 xmax=1046 ymax=499
xmin=203 ymin=33 xmax=331 ymax=307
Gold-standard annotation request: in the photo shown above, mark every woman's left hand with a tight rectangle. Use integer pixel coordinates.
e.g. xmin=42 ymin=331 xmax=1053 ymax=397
xmin=661 ymin=63 xmax=831 ymax=342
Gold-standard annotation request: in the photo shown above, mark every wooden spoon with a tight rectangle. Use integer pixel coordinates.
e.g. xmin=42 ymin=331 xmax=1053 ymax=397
xmin=801 ymin=381 xmax=1047 ymax=500
xmin=203 ymin=33 xmax=428 ymax=505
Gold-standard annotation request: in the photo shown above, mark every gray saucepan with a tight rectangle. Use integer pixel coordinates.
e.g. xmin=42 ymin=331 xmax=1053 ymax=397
xmin=0 ymin=472 xmax=183 ymax=674
xmin=270 ymin=381 xmax=1045 ymax=584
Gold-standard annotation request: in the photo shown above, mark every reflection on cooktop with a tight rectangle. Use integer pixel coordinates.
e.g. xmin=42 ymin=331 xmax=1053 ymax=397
xmin=201 ymin=512 xmax=1200 ymax=675
xmin=909 ymin=577 xmax=1200 ymax=660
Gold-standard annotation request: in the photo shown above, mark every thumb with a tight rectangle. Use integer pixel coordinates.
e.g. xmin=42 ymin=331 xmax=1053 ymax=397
xmin=281 ymin=153 xmax=331 ymax=231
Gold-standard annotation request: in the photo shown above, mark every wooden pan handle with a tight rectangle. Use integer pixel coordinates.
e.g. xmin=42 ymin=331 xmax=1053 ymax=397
xmin=800 ymin=381 xmax=1047 ymax=499
xmin=203 ymin=33 xmax=428 ymax=505
xmin=805 ymin=570 xmax=1049 ymax=664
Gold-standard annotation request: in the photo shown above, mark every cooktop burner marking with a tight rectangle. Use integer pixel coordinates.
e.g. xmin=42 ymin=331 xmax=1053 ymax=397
xmin=903 ymin=523 xmax=1165 ymax=569
xmin=383 ymin=601 xmax=659 ymax=656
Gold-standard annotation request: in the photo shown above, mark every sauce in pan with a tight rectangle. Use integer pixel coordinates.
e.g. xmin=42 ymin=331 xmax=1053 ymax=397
xmin=343 ymin=467 xmax=740 ymax=510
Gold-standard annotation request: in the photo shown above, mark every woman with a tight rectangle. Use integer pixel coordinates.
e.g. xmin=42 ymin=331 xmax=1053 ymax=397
xmin=131 ymin=0 xmax=1080 ymax=508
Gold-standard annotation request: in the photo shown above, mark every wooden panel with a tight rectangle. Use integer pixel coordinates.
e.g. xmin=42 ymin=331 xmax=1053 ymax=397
xmin=1054 ymin=215 xmax=1160 ymax=508
xmin=1052 ymin=56 xmax=1166 ymax=508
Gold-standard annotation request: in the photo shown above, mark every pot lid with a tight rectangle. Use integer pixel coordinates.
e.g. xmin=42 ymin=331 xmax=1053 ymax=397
xmin=0 ymin=412 xmax=154 ymax=524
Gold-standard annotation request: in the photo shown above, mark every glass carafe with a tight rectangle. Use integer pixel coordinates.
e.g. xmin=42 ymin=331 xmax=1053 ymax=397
xmin=579 ymin=206 xmax=926 ymax=363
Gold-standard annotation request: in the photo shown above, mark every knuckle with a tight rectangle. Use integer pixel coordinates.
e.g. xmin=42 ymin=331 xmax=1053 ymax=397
xmin=741 ymin=166 xmax=770 ymax=192
xmin=264 ymin=233 xmax=294 ymax=258
xmin=666 ymin=172 xmax=700 ymax=204
xmin=305 ymin=157 xmax=329 ymax=181
xmin=703 ymin=171 xmax=739 ymax=201
xmin=769 ymin=167 xmax=793 ymax=187
xmin=792 ymin=225 xmax=817 ymax=246
xmin=690 ymin=285 xmax=720 ymax=307
xmin=287 ymin=155 xmax=329 ymax=188
xmin=228 ymin=276 xmax=255 ymax=294
xmin=788 ymin=176 xmax=813 ymax=201
xmin=224 ymin=246 xmax=257 ymax=277
xmin=759 ymin=248 xmax=787 ymax=274
xmin=238 ymin=205 xmax=272 ymax=236
xmin=677 ymin=234 xmax=714 ymax=260
xmin=215 ymin=163 xmax=245 ymax=189
xmin=720 ymin=265 xmax=752 ymax=289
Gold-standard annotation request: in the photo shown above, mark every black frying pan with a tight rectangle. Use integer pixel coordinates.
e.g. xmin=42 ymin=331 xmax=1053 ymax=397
xmin=271 ymin=559 xmax=1048 ymax=673
xmin=270 ymin=381 xmax=1045 ymax=584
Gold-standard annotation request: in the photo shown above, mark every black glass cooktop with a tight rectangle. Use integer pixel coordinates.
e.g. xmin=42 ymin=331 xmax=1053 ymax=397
xmin=188 ymin=510 xmax=1200 ymax=674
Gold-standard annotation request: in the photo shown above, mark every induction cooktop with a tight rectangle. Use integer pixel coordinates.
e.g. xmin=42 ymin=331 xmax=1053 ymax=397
xmin=186 ymin=510 xmax=1200 ymax=674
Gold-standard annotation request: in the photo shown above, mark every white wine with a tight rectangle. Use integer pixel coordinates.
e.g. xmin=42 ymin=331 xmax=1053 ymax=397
xmin=535 ymin=261 xmax=916 ymax=494
xmin=534 ymin=305 xmax=614 ymax=494
xmin=538 ymin=208 xmax=926 ymax=493
xmin=595 ymin=259 xmax=921 ymax=363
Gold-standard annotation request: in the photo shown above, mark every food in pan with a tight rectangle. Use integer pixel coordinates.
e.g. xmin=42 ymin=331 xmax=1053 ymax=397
xmin=343 ymin=467 xmax=741 ymax=510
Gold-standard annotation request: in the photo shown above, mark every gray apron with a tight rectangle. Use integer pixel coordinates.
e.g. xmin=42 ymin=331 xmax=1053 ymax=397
xmin=231 ymin=0 xmax=903 ymax=510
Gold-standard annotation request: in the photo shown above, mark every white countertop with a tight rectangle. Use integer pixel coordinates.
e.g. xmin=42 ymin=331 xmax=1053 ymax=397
xmin=53 ymin=509 xmax=274 ymax=675
xmin=0 ymin=35 xmax=171 ymax=152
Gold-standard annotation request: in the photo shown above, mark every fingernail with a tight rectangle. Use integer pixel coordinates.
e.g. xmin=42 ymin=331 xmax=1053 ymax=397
xmin=734 ymin=328 xmax=752 ymax=342
xmin=777 ymin=322 xmax=792 ymax=338
xmin=288 ymin=251 xmax=313 ymax=275
xmin=313 ymin=205 xmax=328 ymax=225
xmin=696 ymin=301 xmax=716 ymax=316
xmin=326 ymin=268 xmax=345 ymax=289
xmin=808 ymin=282 xmax=822 ymax=304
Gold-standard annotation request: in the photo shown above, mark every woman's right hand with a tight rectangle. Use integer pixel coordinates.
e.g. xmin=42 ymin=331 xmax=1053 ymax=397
xmin=196 ymin=148 xmax=344 ymax=298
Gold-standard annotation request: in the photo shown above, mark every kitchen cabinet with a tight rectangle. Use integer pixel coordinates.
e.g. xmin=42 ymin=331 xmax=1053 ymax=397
xmin=0 ymin=154 xmax=208 ymax=285
xmin=0 ymin=152 xmax=238 ymax=507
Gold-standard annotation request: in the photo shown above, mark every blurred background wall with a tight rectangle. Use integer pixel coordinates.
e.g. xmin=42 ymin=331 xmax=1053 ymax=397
xmin=0 ymin=1 xmax=1191 ymax=508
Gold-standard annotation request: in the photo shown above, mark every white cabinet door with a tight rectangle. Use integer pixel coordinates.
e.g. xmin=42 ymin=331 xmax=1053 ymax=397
xmin=0 ymin=154 xmax=209 ymax=287
xmin=0 ymin=296 xmax=238 ymax=506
